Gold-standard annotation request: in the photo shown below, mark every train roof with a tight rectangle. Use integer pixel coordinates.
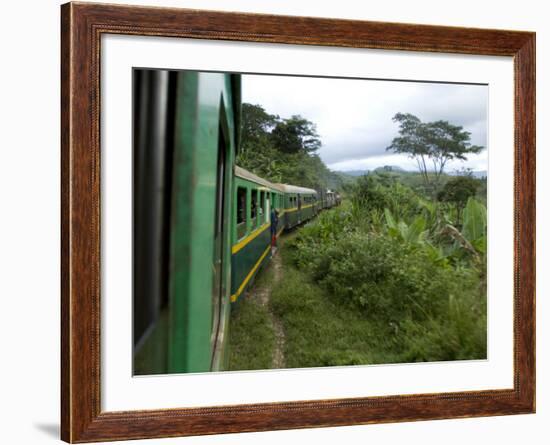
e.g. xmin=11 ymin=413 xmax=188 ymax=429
xmin=234 ymin=166 xmax=317 ymax=195
xmin=274 ymin=183 xmax=318 ymax=195
xmin=234 ymin=166 xmax=284 ymax=192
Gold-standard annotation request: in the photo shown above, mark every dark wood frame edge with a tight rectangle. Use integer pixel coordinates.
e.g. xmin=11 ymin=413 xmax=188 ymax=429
xmin=61 ymin=2 xmax=536 ymax=442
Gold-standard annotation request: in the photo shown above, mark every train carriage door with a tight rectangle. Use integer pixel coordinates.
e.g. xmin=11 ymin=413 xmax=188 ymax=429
xmin=297 ymin=194 xmax=302 ymax=224
xmin=211 ymin=119 xmax=227 ymax=362
xmin=266 ymin=192 xmax=271 ymax=224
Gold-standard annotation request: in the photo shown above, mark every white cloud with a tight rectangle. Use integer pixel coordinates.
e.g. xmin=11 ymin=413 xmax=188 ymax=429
xmin=242 ymin=73 xmax=488 ymax=172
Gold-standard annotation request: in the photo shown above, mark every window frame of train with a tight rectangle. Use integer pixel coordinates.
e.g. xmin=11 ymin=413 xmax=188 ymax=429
xmin=259 ymin=189 xmax=266 ymax=224
xmin=236 ymin=186 xmax=247 ymax=241
xmin=249 ymin=187 xmax=258 ymax=230
xmin=62 ymin=3 xmax=535 ymax=442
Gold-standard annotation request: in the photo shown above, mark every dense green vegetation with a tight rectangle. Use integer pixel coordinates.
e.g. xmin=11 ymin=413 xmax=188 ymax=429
xmin=229 ymin=106 xmax=487 ymax=369
xmin=289 ymin=171 xmax=487 ymax=363
xmin=236 ymin=103 xmax=343 ymax=190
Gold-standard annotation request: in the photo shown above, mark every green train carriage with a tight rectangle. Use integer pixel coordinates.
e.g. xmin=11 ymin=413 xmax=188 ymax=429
xmin=133 ymin=69 xmax=241 ymax=375
xmin=275 ymin=184 xmax=318 ymax=229
xmin=230 ymin=167 xmax=285 ymax=303
xmin=133 ymin=69 xmax=324 ymax=376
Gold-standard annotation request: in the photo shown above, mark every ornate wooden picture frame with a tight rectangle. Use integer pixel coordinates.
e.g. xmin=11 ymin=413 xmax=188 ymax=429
xmin=61 ymin=2 xmax=535 ymax=442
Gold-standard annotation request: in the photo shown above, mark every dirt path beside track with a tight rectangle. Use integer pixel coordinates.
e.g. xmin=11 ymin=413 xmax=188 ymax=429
xmin=254 ymin=248 xmax=285 ymax=368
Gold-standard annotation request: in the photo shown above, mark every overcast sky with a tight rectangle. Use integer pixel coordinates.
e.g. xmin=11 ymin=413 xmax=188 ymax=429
xmin=242 ymin=74 xmax=488 ymax=173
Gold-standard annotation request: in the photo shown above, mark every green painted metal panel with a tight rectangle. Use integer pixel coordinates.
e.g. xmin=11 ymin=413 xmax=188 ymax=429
xmin=230 ymin=227 xmax=271 ymax=297
xmin=168 ymin=72 xmax=238 ymax=373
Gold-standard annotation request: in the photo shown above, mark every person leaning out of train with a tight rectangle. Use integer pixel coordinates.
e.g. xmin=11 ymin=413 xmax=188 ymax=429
xmin=270 ymin=208 xmax=279 ymax=257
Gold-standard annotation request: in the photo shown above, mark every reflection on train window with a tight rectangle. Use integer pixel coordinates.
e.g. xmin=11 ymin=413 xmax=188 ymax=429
xmin=236 ymin=187 xmax=247 ymax=240
xmin=259 ymin=191 xmax=266 ymax=223
xmin=250 ymin=189 xmax=257 ymax=228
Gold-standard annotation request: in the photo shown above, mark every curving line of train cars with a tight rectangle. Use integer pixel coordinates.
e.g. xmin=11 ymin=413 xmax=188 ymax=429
xmin=133 ymin=69 xmax=339 ymax=375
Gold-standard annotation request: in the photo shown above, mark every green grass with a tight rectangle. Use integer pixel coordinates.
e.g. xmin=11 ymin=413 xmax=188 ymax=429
xmin=271 ymin=239 xmax=486 ymax=368
xmin=270 ymin=245 xmax=402 ymax=368
xmin=227 ymin=266 xmax=275 ymax=371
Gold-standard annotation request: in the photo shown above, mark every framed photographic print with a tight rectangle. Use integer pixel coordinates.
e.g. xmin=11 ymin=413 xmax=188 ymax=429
xmin=61 ymin=2 xmax=535 ymax=442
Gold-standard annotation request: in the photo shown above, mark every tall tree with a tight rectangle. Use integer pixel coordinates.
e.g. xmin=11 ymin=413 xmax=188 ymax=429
xmin=270 ymin=115 xmax=321 ymax=154
xmin=240 ymin=103 xmax=277 ymax=152
xmin=423 ymin=120 xmax=484 ymax=186
xmin=236 ymin=103 xmax=338 ymax=191
xmin=385 ymin=113 xmax=431 ymax=185
xmin=386 ymin=113 xmax=483 ymax=189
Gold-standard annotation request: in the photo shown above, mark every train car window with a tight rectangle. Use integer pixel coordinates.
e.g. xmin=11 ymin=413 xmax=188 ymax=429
xmin=250 ymin=188 xmax=257 ymax=228
xmin=298 ymin=195 xmax=302 ymax=210
xmin=236 ymin=187 xmax=247 ymax=240
xmin=259 ymin=190 xmax=266 ymax=223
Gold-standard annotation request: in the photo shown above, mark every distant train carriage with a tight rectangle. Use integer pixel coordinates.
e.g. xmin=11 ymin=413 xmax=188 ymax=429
xmin=276 ymin=184 xmax=318 ymax=229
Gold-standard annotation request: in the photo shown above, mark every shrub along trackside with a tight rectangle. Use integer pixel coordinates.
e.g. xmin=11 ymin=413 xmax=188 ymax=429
xmin=289 ymin=172 xmax=487 ymax=364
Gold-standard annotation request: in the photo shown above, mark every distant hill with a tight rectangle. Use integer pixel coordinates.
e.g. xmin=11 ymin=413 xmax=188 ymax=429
xmin=373 ymin=165 xmax=406 ymax=173
xmin=337 ymin=167 xmax=487 ymax=179
xmin=448 ymin=170 xmax=487 ymax=179
xmin=337 ymin=170 xmax=369 ymax=177
xmin=470 ymin=170 xmax=487 ymax=179
xmin=336 ymin=166 xmax=406 ymax=177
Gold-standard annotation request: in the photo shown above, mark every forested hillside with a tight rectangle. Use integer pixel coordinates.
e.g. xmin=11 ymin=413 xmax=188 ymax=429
xmin=236 ymin=103 xmax=343 ymax=190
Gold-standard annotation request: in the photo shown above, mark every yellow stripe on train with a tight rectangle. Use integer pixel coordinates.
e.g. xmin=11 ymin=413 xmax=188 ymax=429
xmin=230 ymin=245 xmax=271 ymax=302
xmin=231 ymin=222 xmax=270 ymax=254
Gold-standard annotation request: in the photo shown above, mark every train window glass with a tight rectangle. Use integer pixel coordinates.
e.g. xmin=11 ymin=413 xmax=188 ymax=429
xmin=259 ymin=190 xmax=266 ymax=223
xmin=250 ymin=189 xmax=257 ymax=228
xmin=236 ymin=187 xmax=247 ymax=240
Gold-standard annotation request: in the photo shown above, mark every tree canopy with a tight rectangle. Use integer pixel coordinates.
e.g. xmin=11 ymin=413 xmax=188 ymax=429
xmin=386 ymin=113 xmax=484 ymax=190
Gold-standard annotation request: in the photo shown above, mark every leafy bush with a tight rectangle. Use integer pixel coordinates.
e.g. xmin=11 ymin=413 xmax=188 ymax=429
xmin=462 ymin=197 xmax=487 ymax=245
xmin=283 ymin=229 xmax=486 ymax=364
xmin=351 ymin=174 xmax=424 ymax=225
xmin=289 ymin=177 xmax=487 ymax=364
xmin=314 ymin=232 xmax=477 ymax=322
